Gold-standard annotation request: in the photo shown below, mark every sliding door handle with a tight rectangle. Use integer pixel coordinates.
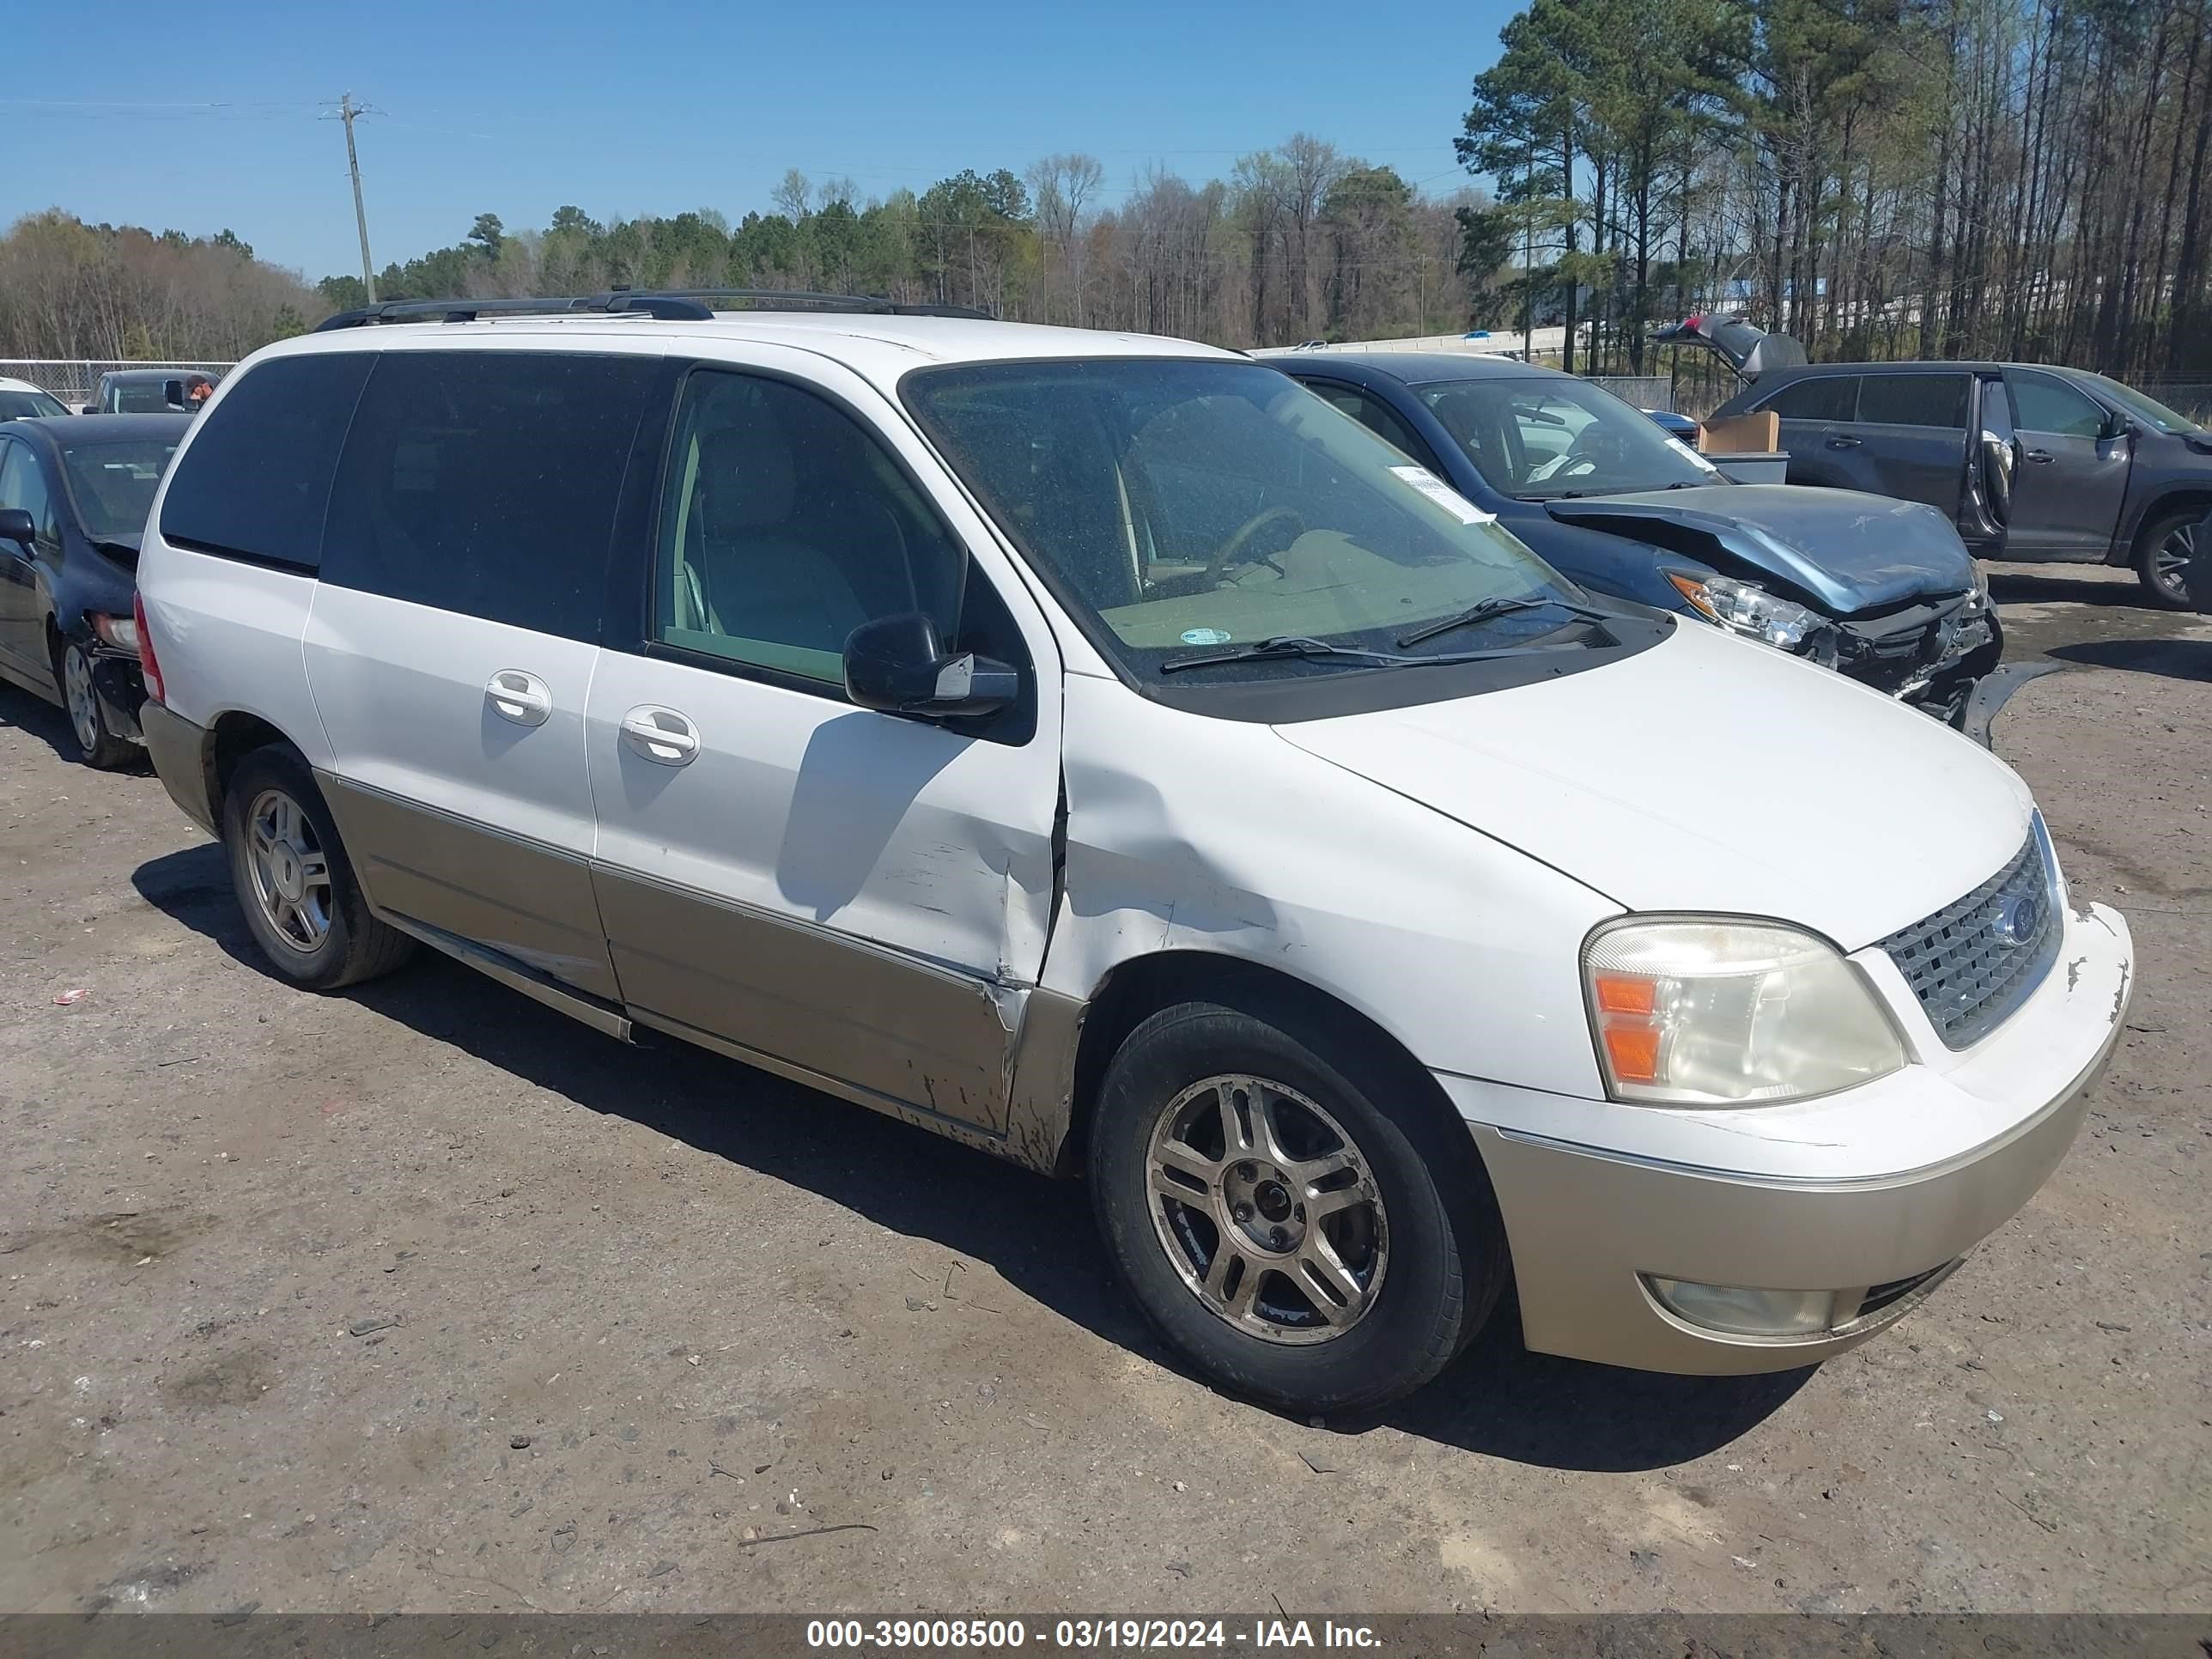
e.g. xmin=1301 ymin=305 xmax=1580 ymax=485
xmin=620 ymin=706 xmax=700 ymax=766
xmin=486 ymin=669 xmax=552 ymax=726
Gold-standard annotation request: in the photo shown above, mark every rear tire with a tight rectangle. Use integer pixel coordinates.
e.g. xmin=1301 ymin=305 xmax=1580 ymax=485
xmin=2133 ymin=509 xmax=2201 ymax=610
xmin=1088 ymin=996 xmax=1510 ymax=1415
xmin=53 ymin=636 xmax=134 ymax=770
xmin=222 ymin=745 xmax=415 ymax=991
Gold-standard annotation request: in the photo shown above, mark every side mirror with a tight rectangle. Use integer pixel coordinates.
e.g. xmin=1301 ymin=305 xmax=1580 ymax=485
xmin=843 ymin=611 xmax=1018 ymax=720
xmin=2100 ymin=411 xmax=2134 ymax=443
xmin=0 ymin=507 xmax=33 ymax=548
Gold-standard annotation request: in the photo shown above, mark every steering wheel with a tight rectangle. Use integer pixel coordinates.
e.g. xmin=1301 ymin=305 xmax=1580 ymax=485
xmin=1554 ymin=423 xmax=1630 ymax=480
xmin=1204 ymin=506 xmax=1305 ymax=586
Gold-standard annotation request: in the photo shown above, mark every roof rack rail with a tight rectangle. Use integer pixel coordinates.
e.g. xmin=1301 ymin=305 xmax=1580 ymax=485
xmin=617 ymin=289 xmax=994 ymax=320
xmin=313 ymin=289 xmax=994 ymax=332
xmin=313 ymin=292 xmax=716 ymax=331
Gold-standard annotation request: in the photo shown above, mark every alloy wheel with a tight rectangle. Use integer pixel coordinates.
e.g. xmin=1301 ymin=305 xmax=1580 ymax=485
xmin=62 ymin=643 xmax=100 ymax=753
xmin=2152 ymin=519 xmax=2197 ymax=603
xmin=1145 ymin=1073 xmax=1388 ymax=1344
xmin=244 ymin=787 xmax=333 ymax=953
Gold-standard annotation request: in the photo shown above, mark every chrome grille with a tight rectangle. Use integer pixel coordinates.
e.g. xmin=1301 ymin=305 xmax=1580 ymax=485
xmin=1880 ymin=823 xmax=2061 ymax=1049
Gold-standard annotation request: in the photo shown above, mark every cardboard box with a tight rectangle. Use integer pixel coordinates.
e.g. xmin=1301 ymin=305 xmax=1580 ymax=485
xmin=1698 ymin=410 xmax=1780 ymax=455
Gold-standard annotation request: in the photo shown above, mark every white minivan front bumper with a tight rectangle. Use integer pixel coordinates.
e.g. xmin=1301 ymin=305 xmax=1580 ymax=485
xmin=1437 ymin=902 xmax=2132 ymax=1374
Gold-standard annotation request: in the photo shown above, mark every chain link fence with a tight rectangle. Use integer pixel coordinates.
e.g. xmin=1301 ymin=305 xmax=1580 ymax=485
xmin=2132 ymin=373 xmax=2212 ymax=423
xmin=0 ymin=359 xmax=236 ymax=411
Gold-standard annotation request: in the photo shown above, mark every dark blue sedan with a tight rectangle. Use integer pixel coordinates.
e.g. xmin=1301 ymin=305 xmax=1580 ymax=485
xmin=0 ymin=415 xmax=189 ymax=767
xmin=1266 ymin=352 xmax=2003 ymax=726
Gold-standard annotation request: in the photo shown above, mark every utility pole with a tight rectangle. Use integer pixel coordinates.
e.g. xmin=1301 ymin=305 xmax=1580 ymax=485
xmin=332 ymin=92 xmax=378 ymax=303
xmin=1522 ymin=137 xmax=1534 ymax=364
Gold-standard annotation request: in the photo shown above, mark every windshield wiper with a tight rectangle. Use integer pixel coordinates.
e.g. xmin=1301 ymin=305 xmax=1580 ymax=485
xmin=1158 ymin=635 xmax=1562 ymax=675
xmin=1395 ymin=595 xmax=1614 ymax=650
xmin=1161 ymin=636 xmax=1411 ymax=674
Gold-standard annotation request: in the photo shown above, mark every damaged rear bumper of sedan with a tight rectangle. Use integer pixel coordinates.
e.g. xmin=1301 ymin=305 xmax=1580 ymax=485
xmin=87 ymin=645 xmax=147 ymax=744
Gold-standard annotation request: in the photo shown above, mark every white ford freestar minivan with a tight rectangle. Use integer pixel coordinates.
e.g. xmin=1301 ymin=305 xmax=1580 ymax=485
xmin=132 ymin=293 xmax=2132 ymax=1413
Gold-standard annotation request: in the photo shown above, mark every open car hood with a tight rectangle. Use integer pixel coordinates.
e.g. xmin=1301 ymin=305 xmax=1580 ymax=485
xmin=1276 ymin=623 xmax=2032 ymax=950
xmin=1650 ymin=315 xmax=1806 ymax=379
xmin=1544 ymin=484 xmax=1977 ymax=616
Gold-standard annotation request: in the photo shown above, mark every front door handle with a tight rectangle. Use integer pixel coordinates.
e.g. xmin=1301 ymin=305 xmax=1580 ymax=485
xmin=2025 ymin=447 xmax=2057 ymax=464
xmin=1825 ymin=434 xmax=1862 ymax=449
xmin=485 ymin=669 xmax=552 ymax=726
xmin=620 ymin=705 xmax=700 ymax=766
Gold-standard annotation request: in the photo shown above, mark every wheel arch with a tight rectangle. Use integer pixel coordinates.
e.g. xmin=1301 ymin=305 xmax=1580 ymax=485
xmin=2120 ymin=488 xmax=2212 ymax=564
xmin=1042 ymin=949 xmax=1482 ymax=1190
xmin=199 ymin=709 xmax=302 ymax=828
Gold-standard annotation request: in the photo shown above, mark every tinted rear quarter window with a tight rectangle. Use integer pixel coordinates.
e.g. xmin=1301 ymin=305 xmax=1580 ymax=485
xmin=320 ymin=350 xmax=658 ymax=641
xmin=1763 ymin=375 xmax=1859 ymax=422
xmin=1856 ymin=374 xmax=1969 ymax=428
xmin=160 ymin=353 xmax=374 ymax=568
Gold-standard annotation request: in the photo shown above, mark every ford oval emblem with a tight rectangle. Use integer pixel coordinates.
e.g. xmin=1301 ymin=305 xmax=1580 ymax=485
xmin=1994 ymin=893 xmax=2042 ymax=945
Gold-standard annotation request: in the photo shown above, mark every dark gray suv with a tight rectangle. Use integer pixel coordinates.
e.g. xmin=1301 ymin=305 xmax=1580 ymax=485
xmin=1712 ymin=361 xmax=2212 ymax=607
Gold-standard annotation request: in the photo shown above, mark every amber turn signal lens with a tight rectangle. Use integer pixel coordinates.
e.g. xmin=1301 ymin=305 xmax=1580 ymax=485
xmin=1592 ymin=972 xmax=1656 ymax=1016
xmin=1601 ymin=1024 xmax=1663 ymax=1083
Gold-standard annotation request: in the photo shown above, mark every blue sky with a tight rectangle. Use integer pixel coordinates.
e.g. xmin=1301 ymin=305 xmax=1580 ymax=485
xmin=5 ymin=0 xmax=1510 ymax=283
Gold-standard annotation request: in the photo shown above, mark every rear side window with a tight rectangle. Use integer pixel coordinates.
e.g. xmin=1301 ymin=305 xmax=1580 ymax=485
xmin=1856 ymin=374 xmax=1968 ymax=429
xmin=320 ymin=351 xmax=658 ymax=641
xmin=160 ymin=353 xmax=374 ymax=568
xmin=1762 ymin=375 xmax=1857 ymax=422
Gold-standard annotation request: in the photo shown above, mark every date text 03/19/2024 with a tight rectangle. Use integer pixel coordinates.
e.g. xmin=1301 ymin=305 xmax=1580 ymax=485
xmin=805 ymin=1620 xmax=1383 ymax=1650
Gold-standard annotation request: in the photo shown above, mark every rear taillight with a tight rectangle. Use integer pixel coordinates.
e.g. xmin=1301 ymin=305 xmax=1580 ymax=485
xmin=133 ymin=592 xmax=164 ymax=703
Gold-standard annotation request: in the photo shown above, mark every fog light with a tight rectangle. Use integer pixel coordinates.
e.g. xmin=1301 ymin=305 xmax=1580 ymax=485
xmin=1644 ymin=1276 xmax=1838 ymax=1337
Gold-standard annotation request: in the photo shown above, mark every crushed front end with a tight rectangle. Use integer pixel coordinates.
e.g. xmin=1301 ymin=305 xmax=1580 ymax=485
xmin=1813 ymin=580 xmax=2003 ymax=726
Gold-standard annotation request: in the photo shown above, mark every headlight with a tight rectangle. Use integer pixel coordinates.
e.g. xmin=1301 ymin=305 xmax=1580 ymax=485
xmin=1665 ymin=570 xmax=1822 ymax=649
xmin=1583 ymin=918 xmax=1907 ymax=1105
xmin=1960 ymin=566 xmax=1992 ymax=618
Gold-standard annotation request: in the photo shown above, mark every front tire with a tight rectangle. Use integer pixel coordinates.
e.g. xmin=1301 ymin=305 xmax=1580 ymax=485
xmin=1088 ymin=998 xmax=1509 ymax=1415
xmin=2134 ymin=509 xmax=2202 ymax=610
xmin=54 ymin=636 xmax=134 ymax=770
xmin=222 ymin=745 xmax=416 ymax=991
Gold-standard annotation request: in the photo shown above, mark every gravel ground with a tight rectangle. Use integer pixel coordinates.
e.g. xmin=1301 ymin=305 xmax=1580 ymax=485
xmin=1 ymin=562 xmax=2205 ymax=1617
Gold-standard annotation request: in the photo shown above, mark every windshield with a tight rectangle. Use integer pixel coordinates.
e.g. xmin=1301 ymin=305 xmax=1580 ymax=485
xmin=1419 ymin=375 xmax=1720 ymax=499
xmin=903 ymin=360 xmax=1584 ymax=680
xmin=2085 ymin=374 xmax=2204 ymax=436
xmin=63 ymin=437 xmax=179 ymax=541
xmin=0 ymin=389 xmax=68 ymax=421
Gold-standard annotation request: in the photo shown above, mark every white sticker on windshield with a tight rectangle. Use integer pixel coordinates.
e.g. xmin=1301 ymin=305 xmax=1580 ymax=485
xmin=1667 ymin=436 xmax=1723 ymax=473
xmin=1389 ymin=465 xmax=1494 ymax=525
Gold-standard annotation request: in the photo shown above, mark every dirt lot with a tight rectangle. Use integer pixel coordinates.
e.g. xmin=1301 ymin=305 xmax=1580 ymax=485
xmin=1 ymin=562 xmax=2205 ymax=1617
